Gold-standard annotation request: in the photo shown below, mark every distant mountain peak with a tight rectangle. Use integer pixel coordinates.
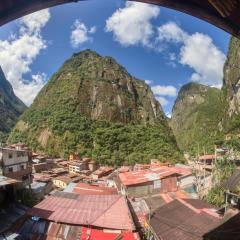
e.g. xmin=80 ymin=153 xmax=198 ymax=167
xmin=0 ymin=66 xmax=26 ymax=134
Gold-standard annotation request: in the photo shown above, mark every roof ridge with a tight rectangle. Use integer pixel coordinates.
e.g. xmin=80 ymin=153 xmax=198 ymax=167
xmin=177 ymin=198 xmax=201 ymax=214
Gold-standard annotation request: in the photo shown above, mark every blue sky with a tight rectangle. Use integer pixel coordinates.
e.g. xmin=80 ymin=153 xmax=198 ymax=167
xmin=0 ymin=0 xmax=230 ymax=116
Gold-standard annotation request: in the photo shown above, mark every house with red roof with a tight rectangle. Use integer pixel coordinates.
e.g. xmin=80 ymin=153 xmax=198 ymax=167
xmin=118 ymin=165 xmax=192 ymax=198
xmin=28 ymin=191 xmax=136 ymax=231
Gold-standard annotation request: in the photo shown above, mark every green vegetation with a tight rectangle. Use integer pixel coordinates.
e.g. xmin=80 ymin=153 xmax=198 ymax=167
xmin=171 ymin=82 xmax=224 ymax=156
xmin=206 ymin=157 xmax=236 ymax=207
xmin=0 ymin=66 xmax=26 ymax=135
xmin=17 ymin=188 xmax=39 ymax=207
xmin=9 ymin=50 xmax=183 ymax=165
xmin=0 ymin=132 xmax=8 ymax=143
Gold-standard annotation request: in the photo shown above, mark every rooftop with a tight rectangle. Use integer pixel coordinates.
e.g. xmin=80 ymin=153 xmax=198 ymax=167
xmin=150 ymin=198 xmax=220 ymax=240
xmin=28 ymin=192 xmax=135 ymax=230
xmin=0 ymin=176 xmax=19 ymax=187
xmin=2 ymin=219 xmax=139 ymax=240
xmin=119 ymin=166 xmax=192 ymax=186
xmin=68 ymin=182 xmax=118 ymax=195
xmin=223 ymin=168 xmax=240 ymax=192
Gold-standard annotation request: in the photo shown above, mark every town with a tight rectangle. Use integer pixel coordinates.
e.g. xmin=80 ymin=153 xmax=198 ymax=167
xmin=1 ymin=0 xmax=240 ymax=240
xmin=0 ymin=143 xmax=240 ymax=239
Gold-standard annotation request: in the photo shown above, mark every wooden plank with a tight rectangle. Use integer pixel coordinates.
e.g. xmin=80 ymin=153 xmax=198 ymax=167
xmin=208 ymin=0 xmax=237 ymax=17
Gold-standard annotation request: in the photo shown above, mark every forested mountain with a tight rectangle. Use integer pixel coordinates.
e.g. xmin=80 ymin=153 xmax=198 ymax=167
xmin=171 ymin=82 xmax=224 ymax=154
xmin=171 ymin=36 xmax=240 ymax=155
xmin=0 ymin=67 xmax=26 ymax=141
xmin=9 ymin=50 xmax=183 ymax=165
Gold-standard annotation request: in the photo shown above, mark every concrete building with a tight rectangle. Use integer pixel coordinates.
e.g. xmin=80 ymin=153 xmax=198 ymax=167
xmin=92 ymin=167 xmax=114 ymax=180
xmin=118 ymin=166 xmax=193 ymax=198
xmin=68 ymin=161 xmax=88 ymax=174
xmin=52 ymin=176 xmax=72 ymax=189
xmin=0 ymin=147 xmax=32 ymax=187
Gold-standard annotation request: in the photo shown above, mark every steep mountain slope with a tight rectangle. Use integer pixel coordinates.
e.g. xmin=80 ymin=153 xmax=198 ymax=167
xmin=222 ymin=36 xmax=240 ymax=136
xmin=0 ymin=67 xmax=26 ymax=141
xmin=9 ymin=50 xmax=183 ymax=164
xmin=170 ymin=82 xmax=224 ymax=154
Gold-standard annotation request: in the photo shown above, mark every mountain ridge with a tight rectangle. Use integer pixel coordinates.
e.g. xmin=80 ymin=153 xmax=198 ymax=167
xmin=0 ymin=66 xmax=26 ymax=140
xmin=9 ymin=50 xmax=183 ymax=164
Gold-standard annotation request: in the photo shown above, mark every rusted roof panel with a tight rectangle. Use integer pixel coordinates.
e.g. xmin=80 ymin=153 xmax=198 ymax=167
xmin=150 ymin=199 xmax=220 ymax=240
xmin=223 ymin=169 xmax=240 ymax=191
xmin=119 ymin=166 xmax=191 ymax=186
xmin=28 ymin=194 xmax=135 ymax=230
xmin=72 ymin=183 xmax=118 ymax=195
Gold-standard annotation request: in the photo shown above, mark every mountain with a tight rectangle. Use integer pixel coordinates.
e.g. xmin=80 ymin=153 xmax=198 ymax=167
xmin=221 ymin=36 xmax=240 ymax=136
xmin=9 ymin=50 xmax=183 ymax=165
xmin=170 ymin=82 xmax=224 ymax=154
xmin=0 ymin=67 xmax=26 ymax=141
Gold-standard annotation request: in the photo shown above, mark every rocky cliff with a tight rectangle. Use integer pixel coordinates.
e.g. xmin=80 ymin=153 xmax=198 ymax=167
xmin=9 ymin=50 xmax=183 ymax=164
xmin=170 ymin=82 xmax=223 ymax=154
xmin=222 ymin=37 xmax=240 ymax=135
xmin=0 ymin=67 xmax=26 ymax=141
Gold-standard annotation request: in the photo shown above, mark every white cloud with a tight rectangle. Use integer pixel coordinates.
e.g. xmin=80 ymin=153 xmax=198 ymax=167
xmin=151 ymin=85 xmax=177 ymax=97
xmin=156 ymin=22 xmax=226 ymax=87
xmin=145 ymin=80 xmax=152 ymax=85
xmin=180 ymin=33 xmax=226 ymax=87
xmin=16 ymin=73 xmax=47 ymax=104
xmin=20 ymin=9 xmax=50 ymax=34
xmin=157 ymin=21 xmax=187 ymax=43
xmin=71 ymin=20 xmax=96 ymax=48
xmin=0 ymin=9 xmax=50 ymax=106
xmin=105 ymin=2 xmax=159 ymax=47
xmin=156 ymin=96 xmax=169 ymax=106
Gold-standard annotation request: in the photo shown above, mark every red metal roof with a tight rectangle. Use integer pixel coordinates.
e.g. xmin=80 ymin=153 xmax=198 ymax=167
xmin=73 ymin=183 xmax=118 ymax=195
xmin=80 ymin=228 xmax=140 ymax=240
xmin=28 ymin=194 xmax=135 ymax=231
xmin=119 ymin=166 xmax=191 ymax=186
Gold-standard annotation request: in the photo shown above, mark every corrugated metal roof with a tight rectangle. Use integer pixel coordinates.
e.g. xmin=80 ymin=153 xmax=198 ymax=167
xmin=0 ymin=176 xmax=19 ymax=187
xmin=28 ymin=194 xmax=135 ymax=231
xmin=80 ymin=227 xmax=140 ymax=240
xmin=72 ymin=183 xmax=118 ymax=195
xmin=3 ymin=219 xmax=140 ymax=240
xmin=150 ymin=199 xmax=220 ymax=240
xmin=223 ymin=169 xmax=240 ymax=191
xmin=119 ymin=166 xmax=191 ymax=186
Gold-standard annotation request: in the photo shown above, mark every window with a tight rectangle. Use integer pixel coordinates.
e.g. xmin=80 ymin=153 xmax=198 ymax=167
xmin=8 ymin=153 xmax=13 ymax=159
xmin=8 ymin=167 xmax=13 ymax=173
xmin=21 ymin=165 xmax=25 ymax=170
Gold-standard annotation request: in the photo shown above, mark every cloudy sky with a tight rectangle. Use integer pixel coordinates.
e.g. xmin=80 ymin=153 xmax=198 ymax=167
xmin=0 ymin=0 xmax=230 ymax=116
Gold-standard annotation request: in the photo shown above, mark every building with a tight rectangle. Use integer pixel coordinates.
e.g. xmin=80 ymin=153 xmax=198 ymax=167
xmin=1 ymin=220 xmax=140 ymax=240
xmin=28 ymin=191 xmax=136 ymax=231
xmin=203 ymin=211 xmax=240 ymax=240
xmin=30 ymin=181 xmax=53 ymax=201
xmin=223 ymin=168 xmax=240 ymax=210
xmin=64 ymin=182 xmax=118 ymax=195
xmin=150 ymin=198 xmax=220 ymax=240
xmin=92 ymin=166 xmax=114 ymax=180
xmin=0 ymin=146 xmax=32 ymax=187
xmin=69 ymin=153 xmax=81 ymax=161
xmin=118 ymin=166 xmax=192 ymax=198
xmin=52 ymin=176 xmax=72 ymax=189
xmin=68 ymin=161 xmax=88 ymax=173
